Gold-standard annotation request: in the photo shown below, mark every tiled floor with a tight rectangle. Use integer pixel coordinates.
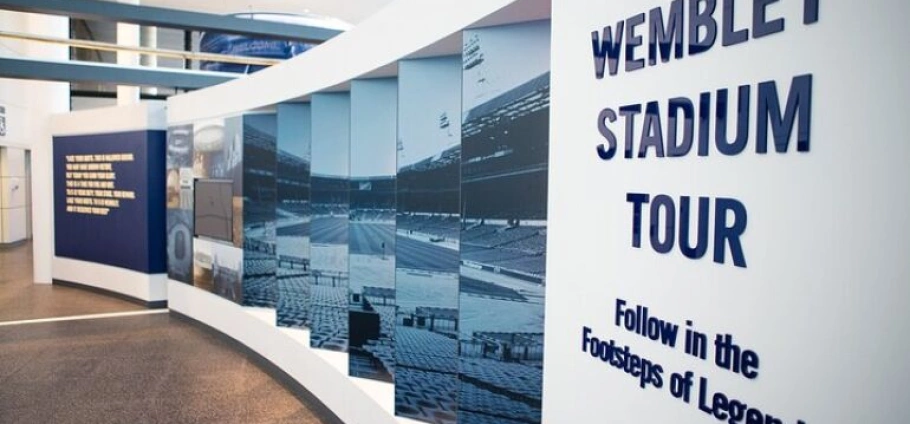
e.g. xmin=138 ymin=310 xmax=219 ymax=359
xmin=0 ymin=242 xmax=336 ymax=423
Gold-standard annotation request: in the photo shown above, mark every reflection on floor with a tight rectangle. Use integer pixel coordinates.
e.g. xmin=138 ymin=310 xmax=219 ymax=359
xmin=0 ymin=314 xmax=334 ymax=423
xmin=0 ymin=242 xmax=144 ymax=322
xmin=0 ymin=242 xmax=337 ymax=424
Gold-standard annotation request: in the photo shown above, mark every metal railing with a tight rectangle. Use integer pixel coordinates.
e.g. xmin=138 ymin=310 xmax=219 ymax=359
xmin=0 ymin=30 xmax=281 ymax=67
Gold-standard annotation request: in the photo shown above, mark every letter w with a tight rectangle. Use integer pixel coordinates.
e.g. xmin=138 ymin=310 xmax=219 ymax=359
xmin=592 ymin=22 xmax=625 ymax=79
xmin=660 ymin=322 xmax=679 ymax=348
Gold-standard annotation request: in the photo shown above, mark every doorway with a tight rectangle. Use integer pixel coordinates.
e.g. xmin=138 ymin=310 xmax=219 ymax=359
xmin=24 ymin=149 xmax=31 ymax=240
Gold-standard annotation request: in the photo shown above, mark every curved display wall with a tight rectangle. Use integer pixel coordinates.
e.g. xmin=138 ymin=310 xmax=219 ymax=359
xmin=166 ymin=113 xmax=280 ymax=306
xmin=167 ymin=1 xmax=552 ymax=423
xmin=162 ymin=0 xmax=910 ymax=423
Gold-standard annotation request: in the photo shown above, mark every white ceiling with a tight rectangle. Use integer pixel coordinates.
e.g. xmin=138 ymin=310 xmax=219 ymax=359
xmin=139 ymin=0 xmax=396 ymax=25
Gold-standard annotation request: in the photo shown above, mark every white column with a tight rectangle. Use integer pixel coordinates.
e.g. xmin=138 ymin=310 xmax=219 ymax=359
xmin=0 ymin=147 xmax=4 ymax=241
xmin=24 ymin=150 xmax=30 ymax=239
xmin=116 ymin=0 xmax=141 ymax=105
xmin=141 ymin=26 xmax=159 ymax=96
xmin=26 ymin=13 xmax=70 ymax=284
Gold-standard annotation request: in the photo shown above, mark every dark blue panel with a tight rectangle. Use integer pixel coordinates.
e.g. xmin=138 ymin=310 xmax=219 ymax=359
xmin=199 ymin=32 xmax=315 ymax=74
xmin=54 ymin=130 xmax=166 ymax=274
xmin=146 ymin=131 xmax=167 ymax=273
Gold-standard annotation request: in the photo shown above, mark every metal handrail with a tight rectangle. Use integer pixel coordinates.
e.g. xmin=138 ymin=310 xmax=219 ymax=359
xmin=0 ymin=30 xmax=282 ymax=67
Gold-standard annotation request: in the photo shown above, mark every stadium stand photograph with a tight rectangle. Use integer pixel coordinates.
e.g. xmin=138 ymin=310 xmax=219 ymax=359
xmin=275 ymin=104 xmax=313 ymax=329
xmin=457 ymin=21 xmax=550 ymax=424
xmin=394 ymin=56 xmax=463 ymax=424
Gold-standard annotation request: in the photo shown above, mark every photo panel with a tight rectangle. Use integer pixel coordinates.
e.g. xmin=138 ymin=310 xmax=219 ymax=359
xmin=242 ymin=113 xmax=278 ymax=308
xmin=395 ymin=56 xmax=462 ymax=424
xmin=348 ymin=79 xmax=398 ymax=382
xmin=167 ymin=209 xmax=193 ymax=283
xmin=166 ymin=124 xmax=193 ymax=210
xmin=212 ymin=242 xmax=244 ymax=303
xmin=276 ymin=103 xmax=312 ymax=328
xmin=307 ymin=93 xmax=351 ymax=351
xmin=192 ymin=117 xmax=241 ymax=183
xmin=192 ymin=237 xmax=214 ymax=292
xmin=458 ymin=21 xmax=551 ymax=424
xmin=167 ymin=124 xmax=194 ymax=283
xmin=167 ymin=124 xmax=194 ymax=169
xmin=192 ymin=115 xmax=245 ymax=302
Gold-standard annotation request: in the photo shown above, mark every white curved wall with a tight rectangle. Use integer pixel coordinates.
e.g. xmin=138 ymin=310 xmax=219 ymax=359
xmin=167 ymin=0 xmax=549 ymax=124
xmin=165 ymin=0 xmax=551 ymax=422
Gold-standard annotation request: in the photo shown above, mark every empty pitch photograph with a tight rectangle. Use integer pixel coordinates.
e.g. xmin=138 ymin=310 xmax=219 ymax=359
xmin=394 ymin=56 xmax=463 ymax=424
xmin=457 ymin=21 xmax=550 ymax=424
xmin=275 ymin=105 xmax=312 ymax=328
xmin=307 ymin=93 xmax=351 ymax=351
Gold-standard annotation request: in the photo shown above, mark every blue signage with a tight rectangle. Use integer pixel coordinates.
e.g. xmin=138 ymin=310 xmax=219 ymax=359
xmin=53 ymin=130 xmax=167 ymax=274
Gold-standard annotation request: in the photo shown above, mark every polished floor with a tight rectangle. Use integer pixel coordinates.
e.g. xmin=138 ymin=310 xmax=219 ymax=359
xmin=0 ymin=243 xmax=337 ymax=423
xmin=0 ymin=242 xmax=143 ymax=322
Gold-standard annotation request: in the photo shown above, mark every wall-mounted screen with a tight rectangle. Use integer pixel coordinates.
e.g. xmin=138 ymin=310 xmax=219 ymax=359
xmin=194 ymin=179 xmax=233 ymax=242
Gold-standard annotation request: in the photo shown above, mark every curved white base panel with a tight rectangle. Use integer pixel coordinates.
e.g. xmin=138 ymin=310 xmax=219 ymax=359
xmin=167 ymin=280 xmax=423 ymax=424
xmin=53 ymin=257 xmax=167 ymax=304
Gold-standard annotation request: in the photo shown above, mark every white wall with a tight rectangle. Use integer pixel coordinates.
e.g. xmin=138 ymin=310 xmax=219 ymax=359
xmin=0 ymin=12 xmax=69 ymax=281
xmin=545 ymin=1 xmax=910 ymax=423
xmin=71 ymin=96 xmax=118 ymax=111
xmin=0 ymin=12 xmax=70 ymax=152
xmin=0 ymin=11 xmax=30 ymax=152
xmin=0 ymin=147 xmax=27 ymax=244
xmin=0 ymin=12 xmax=32 ymax=243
